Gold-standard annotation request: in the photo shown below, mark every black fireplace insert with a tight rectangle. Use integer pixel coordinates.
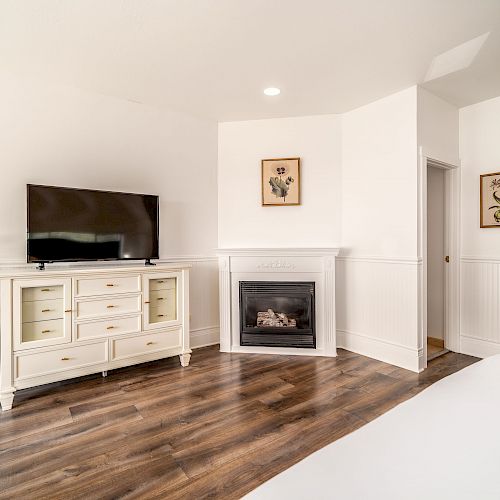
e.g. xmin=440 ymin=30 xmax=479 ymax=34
xmin=239 ymin=281 xmax=315 ymax=348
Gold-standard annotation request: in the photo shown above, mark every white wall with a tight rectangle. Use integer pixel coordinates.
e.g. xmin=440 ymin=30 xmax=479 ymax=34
xmin=338 ymin=87 xmax=421 ymax=371
xmin=218 ymin=114 xmax=342 ymax=249
xmin=460 ymin=95 xmax=500 ymax=357
xmin=417 ymin=87 xmax=459 ymax=166
xmin=0 ymin=72 xmax=220 ymax=346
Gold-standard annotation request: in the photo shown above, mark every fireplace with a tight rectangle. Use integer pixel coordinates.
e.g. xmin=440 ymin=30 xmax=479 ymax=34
xmin=239 ymin=281 xmax=315 ymax=348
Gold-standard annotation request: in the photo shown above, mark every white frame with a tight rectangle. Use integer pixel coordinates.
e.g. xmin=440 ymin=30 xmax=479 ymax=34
xmin=418 ymin=150 xmax=460 ymax=370
xmin=13 ymin=278 xmax=72 ymax=351
xmin=142 ymin=271 xmax=182 ymax=331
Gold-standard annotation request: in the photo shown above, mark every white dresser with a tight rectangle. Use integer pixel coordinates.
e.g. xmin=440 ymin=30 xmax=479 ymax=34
xmin=0 ymin=263 xmax=190 ymax=411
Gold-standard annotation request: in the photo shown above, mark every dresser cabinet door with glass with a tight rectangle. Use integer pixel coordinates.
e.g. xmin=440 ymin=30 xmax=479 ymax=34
xmin=12 ymin=278 xmax=72 ymax=350
xmin=142 ymin=272 xmax=181 ymax=330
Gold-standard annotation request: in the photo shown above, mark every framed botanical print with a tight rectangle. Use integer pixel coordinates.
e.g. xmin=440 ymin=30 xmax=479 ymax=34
xmin=480 ymin=172 xmax=500 ymax=228
xmin=261 ymin=157 xmax=300 ymax=206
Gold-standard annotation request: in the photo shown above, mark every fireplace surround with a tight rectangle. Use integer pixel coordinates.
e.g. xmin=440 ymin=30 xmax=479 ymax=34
xmin=217 ymin=248 xmax=339 ymax=357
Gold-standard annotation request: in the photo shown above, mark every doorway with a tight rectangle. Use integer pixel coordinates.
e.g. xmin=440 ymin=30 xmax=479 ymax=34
xmin=426 ymin=165 xmax=449 ymax=361
xmin=421 ymin=155 xmax=460 ymax=368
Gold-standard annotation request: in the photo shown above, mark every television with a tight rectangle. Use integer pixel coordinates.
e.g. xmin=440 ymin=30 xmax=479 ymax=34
xmin=27 ymin=184 xmax=159 ymax=265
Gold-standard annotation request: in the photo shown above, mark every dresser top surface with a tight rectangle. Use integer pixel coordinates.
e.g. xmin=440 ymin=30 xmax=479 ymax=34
xmin=0 ymin=262 xmax=191 ymax=279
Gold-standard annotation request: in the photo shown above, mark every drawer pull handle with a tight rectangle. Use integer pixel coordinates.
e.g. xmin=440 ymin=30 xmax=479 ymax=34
xmin=61 ymin=357 xmax=70 ymax=361
xmin=41 ymin=329 xmax=52 ymax=333
xmin=41 ymin=309 xmax=52 ymax=313
xmin=157 ymin=280 xmax=165 ymax=283
xmin=144 ymin=301 xmax=150 ymax=304
xmin=41 ymin=288 xmax=52 ymax=292
xmin=157 ymin=297 xmax=165 ymax=301
xmin=157 ymin=314 xmax=165 ymax=317
xmin=106 ymin=284 xmax=115 ymax=287
xmin=107 ymin=305 xmax=116 ymax=308
xmin=106 ymin=326 xmax=116 ymax=330
xmin=146 ymin=341 xmax=155 ymax=345
xmin=65 ymin=309 xmax=72 ymax=313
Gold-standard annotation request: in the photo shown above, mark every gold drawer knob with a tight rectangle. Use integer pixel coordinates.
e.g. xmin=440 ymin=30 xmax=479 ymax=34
xmin=61 ymin=357 xmax=70 ymax=361
xmin=106 ymin=283 xmax=115 ymax=287
xmin=41 ymin=309 xmax=52 ymax=313
xmin=106 ymin=305 xmax=116 ymax=308
xmin=41 ymin=329 xmax=52 ymax=334
xmin=146 ymin=341 xmax=155 ymax=345
xmin=106 ymin=326 xmax=116 ymax=330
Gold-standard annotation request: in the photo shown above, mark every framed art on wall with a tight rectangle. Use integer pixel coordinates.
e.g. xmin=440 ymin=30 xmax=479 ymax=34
xmin=261 ymin=157 xmax=300 ymax=206
xmin=480 ymin=172 xmax=500 ymax=227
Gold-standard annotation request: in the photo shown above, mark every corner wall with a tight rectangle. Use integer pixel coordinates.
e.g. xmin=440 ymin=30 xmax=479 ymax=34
xmin=338 ymin=87 xmax=421 ymax=371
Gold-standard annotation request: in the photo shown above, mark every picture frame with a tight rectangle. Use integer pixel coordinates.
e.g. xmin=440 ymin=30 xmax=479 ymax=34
xmin=480 ymin=172 xmax=500 ymax=228
xmin=261 ymin=157 xmax=301 ymax=206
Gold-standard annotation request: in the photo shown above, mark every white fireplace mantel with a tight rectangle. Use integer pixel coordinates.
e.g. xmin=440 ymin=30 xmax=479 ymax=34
xmin=217 ymin=248 xmax=340 ymax=357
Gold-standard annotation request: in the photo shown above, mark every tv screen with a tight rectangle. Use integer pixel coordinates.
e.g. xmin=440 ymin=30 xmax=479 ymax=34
xmin=27 ymin=184 xmax=159 ymax=263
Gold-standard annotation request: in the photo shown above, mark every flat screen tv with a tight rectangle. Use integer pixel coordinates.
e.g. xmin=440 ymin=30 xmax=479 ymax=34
xmin=27 ymin=184 xmax=159 ymax=265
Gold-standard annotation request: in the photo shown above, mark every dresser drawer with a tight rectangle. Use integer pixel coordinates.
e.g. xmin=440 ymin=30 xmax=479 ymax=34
xmin=76 ymin=315 xmax=141 ymax=341
xmin=21 ymin=319 xmax=65 ymax=344
xmin=150 ymin=288 xmax=176 ymax=305
xmin=75 ymin=275 xmax=141 ymax=297
xmin=15 ymin=341 xmax=107 ymax=380
xmin=22 ymin=299 xmax=63 ymax=322
xmin=149 ymin=303 xmax=176 ymax=323
xmin=149 ymin=277 xmax=176 ymax=291
xmin=111 ymin=329 xmax=181 ymax=360
xmin=22 ymin=285 xmax=64 ymax=302
xmin=76 ymin=294 xmax=141 ymax=320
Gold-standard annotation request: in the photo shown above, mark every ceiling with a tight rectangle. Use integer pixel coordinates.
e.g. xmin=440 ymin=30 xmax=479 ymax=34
xmin=1 ymin=0 xmax=500 ymax=121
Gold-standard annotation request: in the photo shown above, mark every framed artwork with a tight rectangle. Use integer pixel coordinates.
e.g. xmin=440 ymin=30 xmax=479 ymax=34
xmin=261 ymin=157 xmax=301 ymax=206
xmin=480 ymin=172 xmax=500 ymax=228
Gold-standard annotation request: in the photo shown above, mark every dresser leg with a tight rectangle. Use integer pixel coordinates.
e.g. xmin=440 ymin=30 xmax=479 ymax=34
xmin=179 ymin=353 xmax=191 ymax=367
xmin=102 ymin=371 xmax=108 ymax=378
xmin=0 ymin=390 xmax=15 ymax=411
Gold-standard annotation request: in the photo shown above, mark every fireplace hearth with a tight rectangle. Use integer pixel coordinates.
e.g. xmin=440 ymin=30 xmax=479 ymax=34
xmin=239 ymin=281 xmax=315 ymax=348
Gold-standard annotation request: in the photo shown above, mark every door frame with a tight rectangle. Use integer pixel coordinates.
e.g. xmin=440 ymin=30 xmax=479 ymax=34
xmin=418 ymin=149 xmax=460 ymax=370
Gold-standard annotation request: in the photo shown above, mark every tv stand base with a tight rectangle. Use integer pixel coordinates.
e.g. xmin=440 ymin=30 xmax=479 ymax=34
xmin=36 ymin=262 xmax=46 ymax=271
xmin=145 ymin=259 xmax=156 ymax=266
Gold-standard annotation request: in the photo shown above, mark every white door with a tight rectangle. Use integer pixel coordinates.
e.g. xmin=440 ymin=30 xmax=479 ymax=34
xmin=427 ymin=166 xmax=446 ymax=357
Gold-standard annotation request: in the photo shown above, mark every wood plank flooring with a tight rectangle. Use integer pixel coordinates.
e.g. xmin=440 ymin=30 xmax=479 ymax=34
xmin=0 ymin=346 xmax=478 ymax=499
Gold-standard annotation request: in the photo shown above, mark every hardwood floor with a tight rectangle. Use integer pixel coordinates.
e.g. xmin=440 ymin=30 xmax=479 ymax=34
xmin=0 ymin=346 xmax=478 ymax=499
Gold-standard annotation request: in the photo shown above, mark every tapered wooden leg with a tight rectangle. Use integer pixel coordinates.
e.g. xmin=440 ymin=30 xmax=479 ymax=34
xmin=179 ymin=353 xmax=191 ymax=367
xmin=0 ymin=390 xmax=15 ymax=411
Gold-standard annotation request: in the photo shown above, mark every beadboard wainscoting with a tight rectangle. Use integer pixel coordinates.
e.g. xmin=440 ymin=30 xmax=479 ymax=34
xmin=0 ymin=257 xmax=220 ymax=350
xmin=336 ymin=256 xmax=422 ymax=371
xmin=461 ymin=257 xmax=500 ymax=358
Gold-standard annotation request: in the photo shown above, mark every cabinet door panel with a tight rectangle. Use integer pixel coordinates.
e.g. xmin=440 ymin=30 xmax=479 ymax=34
xmin=142 ymin=273 xmax=181 ymax=330
xmin=13 ymin=278 xmax=72 ymax=351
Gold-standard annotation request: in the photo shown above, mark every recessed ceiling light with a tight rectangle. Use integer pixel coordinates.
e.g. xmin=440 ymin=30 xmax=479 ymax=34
xmin=264 ymin=87 xmax=281 ymax=96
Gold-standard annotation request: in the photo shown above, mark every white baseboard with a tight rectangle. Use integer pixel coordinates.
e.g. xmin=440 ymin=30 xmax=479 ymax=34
xmin=190 ymin=326 xmax=220 ymax=349
xmin=337 ymin=330 xmax=421 ymax=372
xmin=460 ymin=335 xmax=500 ymax=358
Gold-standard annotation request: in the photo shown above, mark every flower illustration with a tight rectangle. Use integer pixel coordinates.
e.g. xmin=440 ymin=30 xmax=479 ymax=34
xmin=271 ymin=164 xmax=289 ymax=176
xmin=490 ymin=178 xmax=500 ymax=190
xmin=269 ymin=164 xmax=294 ymax=202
